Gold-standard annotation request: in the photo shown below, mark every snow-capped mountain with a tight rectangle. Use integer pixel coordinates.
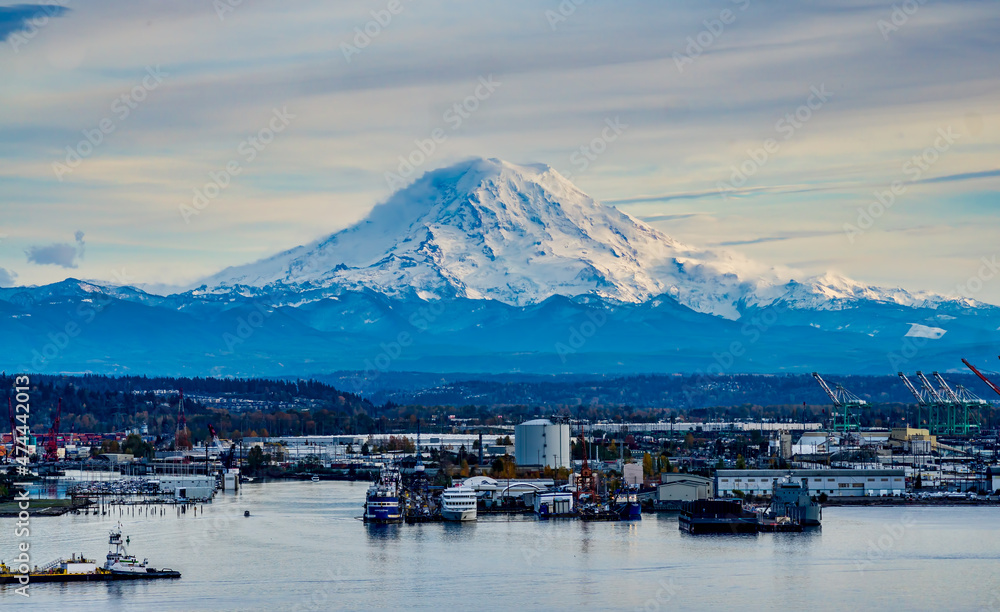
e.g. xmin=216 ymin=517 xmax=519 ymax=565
xmin=2 ymin=158 xmax=997 ymax=379
xmin=195 ymin=158 xmax=965 ymax=320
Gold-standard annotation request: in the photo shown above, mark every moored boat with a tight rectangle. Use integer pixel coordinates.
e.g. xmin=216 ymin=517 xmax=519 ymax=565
xmin=0 ymin=524 xmax=180 ymax=584
xmin=364 ymin=467 xmax=403 ymax=524
xmin=768 ymin=475 xmax=822 ymax=527
xmin=440 ymin=486 xmax=477 ymax=521
xmin=679 ymin=500 xmax=758 ymax=534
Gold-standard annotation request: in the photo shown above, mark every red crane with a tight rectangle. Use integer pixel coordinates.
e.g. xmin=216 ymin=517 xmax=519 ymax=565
xmin=44 ymin=398 xmax=62 ymax=462
xmin=574 ymin=424 xmax=596 ymax=504
xmin=962 ymin=359 xmax=1000 ymax=398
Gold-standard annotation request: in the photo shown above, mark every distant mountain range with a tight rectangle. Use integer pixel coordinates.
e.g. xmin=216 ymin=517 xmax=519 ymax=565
xmin=2 ymin=158 xmax=998 ymax=378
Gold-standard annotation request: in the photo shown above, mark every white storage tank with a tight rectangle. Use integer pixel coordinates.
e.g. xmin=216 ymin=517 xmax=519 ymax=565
xmin=514 ymin=419 xmax=570 ymax=469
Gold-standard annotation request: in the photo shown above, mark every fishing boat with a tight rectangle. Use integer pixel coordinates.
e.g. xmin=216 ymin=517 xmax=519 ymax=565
xmin=364 ymin=467 xmax=403 ymax=524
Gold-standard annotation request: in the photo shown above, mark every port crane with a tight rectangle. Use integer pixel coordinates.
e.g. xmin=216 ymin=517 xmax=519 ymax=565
xmin=932 ymin=371 xmax=983 ymax=436
xmin=900 ymin=371 xmax=982 ymax=436
xmin=962 ymin=358 xmax=1000 ymax=398
xmin=915 ymin=371 xmax=950 ymax=436
xmin=898 ymin=372 xmax=932 ymax=429
xmin=44 ymin=398 xmax=61 ymax=462
xmin=812 ymin=373 xmax=866 ymax=432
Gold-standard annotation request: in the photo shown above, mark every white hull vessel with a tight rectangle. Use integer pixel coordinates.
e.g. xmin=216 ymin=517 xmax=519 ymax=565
xmin=440 ymin=508 xmax=477 ymax=521
xmin=440 ymin=486 xmax=477 ymax=522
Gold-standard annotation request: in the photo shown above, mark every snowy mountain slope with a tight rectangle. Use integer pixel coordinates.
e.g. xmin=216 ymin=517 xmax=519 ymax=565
xmin=195 ymin=159 xmax=787 ymax=318
xmin=3 ymin=158 xmax=997 ymax=378
xmin=194 ymin=158 xmax=975 ymax=320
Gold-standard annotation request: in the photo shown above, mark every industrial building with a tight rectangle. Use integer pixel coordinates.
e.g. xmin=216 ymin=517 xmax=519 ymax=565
xmin=514 ymin=419 xmax=570 ymax=469
xmin=656 ymin=473 xmax=713 ymax=509
xmin=155 ymin=475 xmax=216 ymax=501
xmin=623 ymin=463 xmax=643 ymax=486
xmin=716 ymin=469 xmax=906 ymax=497
xmin=988 ymin=466 xmax=1000 ymax=494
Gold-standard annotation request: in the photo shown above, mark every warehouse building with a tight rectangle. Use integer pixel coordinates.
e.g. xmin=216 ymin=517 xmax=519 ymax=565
xmin=716 ymin=469 xmax=905 ymax=497
xmin=656 ymin=473 xmax=713 ymax=509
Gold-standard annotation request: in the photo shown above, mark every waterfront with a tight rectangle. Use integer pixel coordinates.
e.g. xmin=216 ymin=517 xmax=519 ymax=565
xmin=1 ymin=480 xmax=998 ymax=611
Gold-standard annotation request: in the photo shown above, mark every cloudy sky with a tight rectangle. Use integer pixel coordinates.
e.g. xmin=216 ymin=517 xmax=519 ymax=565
xmin=1 ymin=0 xmax=998 ymax=301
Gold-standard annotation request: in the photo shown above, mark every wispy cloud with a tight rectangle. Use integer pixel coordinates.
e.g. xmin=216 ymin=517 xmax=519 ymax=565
xmin=0 ymin=0 xmax=998 ymax=303
xmin=715 ymin=230 xmax=844 ymax=246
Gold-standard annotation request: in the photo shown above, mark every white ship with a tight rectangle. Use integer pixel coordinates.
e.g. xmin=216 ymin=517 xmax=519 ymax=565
xmin=440 ymin=486 xmax=477 ymax=521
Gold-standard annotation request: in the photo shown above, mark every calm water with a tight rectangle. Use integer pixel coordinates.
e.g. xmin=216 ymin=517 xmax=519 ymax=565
xmin=2 ymin=481 xmax=999 ymax=611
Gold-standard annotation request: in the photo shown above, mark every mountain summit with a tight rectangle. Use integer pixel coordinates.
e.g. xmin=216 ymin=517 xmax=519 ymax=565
xmin=198 ymin=158 xmax=793 ymax=317
xmin=198 ymin=158 xmax=957 ymax=319
xmin=2 ymin=159 xmax=997 ymax=376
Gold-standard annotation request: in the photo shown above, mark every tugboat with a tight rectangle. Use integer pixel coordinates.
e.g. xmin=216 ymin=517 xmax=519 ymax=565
xmin=103 ymin=524 xmax=180 ymax=577
xmin=0 ymin=524 xmax=180 ymax=583
xmin=364 ymin=467 xmax=403 ymax=524
xmin=615 ymin=485 xmax=642 ymax=520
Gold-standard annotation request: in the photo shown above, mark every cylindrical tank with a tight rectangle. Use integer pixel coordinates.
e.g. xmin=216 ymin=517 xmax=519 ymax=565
xmin=514 ymin=419 xmax=570 ymax=468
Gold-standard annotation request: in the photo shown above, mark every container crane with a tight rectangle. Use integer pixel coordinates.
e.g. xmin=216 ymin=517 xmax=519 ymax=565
xmin=812 ymin=372 xmax=866 ymax=432
xmin=932 ymin=372 xmax=979 ymax=436
xmin=898 ymin=372 xmax=931 ymax=428
xmin=914 ymin=371 xmax=950 ymax=435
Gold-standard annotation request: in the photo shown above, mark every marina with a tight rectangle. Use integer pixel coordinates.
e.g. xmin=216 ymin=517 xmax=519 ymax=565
xmin=1 ymin=480 xmax=998 ymax=610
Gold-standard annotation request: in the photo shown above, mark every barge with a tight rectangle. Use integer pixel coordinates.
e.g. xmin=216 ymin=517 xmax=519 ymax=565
xmin=0 ymin=525 xmax=180 ymax=584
